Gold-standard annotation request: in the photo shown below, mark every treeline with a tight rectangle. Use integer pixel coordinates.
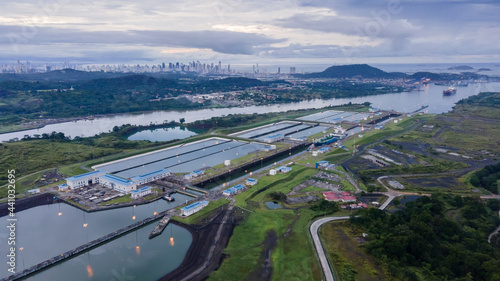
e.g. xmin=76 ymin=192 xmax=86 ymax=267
xmin=457 ymin=92 xmax=500 ymax=108
xmin=470 ymin=162 xmax=500 ymax=194
xmin=350 ymin=195 xmax=500 ymax=281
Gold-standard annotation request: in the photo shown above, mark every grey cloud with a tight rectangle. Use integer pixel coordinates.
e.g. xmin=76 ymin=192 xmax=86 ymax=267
xmin=0 ymin=26 xmax=285 ymax=55
xmin=275 ymin=14 xmax=419 ymax=38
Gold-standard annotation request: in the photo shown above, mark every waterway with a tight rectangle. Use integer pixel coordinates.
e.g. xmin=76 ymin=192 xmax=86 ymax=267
xmin=2 ymin=82 xmax=499 ymax=142
xmin=127 ymin=126 xmax=201 ymax=142
xmin=0 ymin=193 xmax=193 ymax=280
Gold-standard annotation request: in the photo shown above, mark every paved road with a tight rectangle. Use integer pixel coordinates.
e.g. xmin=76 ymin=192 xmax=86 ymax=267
xmin=310 ymin=183 xmax=397 ymax=281
xmin=310 ymin=216 xmax=350 ymax=281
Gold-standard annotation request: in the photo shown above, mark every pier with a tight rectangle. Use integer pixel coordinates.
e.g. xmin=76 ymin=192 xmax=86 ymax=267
xmin=412 ymin=105 xmax=429 ymax=113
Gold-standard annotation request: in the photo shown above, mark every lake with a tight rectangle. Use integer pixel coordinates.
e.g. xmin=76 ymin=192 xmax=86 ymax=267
xmin=127 ymin=126 xmax=201 ymax=142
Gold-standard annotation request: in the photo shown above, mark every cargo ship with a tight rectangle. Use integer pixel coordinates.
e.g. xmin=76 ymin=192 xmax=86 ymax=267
xmin=443 ymin=87 xmax=457 ymax=96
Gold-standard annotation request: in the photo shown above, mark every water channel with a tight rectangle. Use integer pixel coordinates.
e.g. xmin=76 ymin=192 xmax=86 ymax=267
xmin=0 ymin=193 xmax=193 ymax=280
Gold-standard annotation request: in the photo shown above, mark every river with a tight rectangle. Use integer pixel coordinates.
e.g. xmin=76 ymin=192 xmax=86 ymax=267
xmin=2 ymin=82 xmax=499 ymax=142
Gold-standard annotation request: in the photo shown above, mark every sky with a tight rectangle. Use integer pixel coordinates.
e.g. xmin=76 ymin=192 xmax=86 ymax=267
xmin=0 ymin=0 xmax=499 ymax=65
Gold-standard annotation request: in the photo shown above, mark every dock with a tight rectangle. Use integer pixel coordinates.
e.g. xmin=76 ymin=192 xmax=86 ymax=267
xmin=185 ymin=185 xmax=208 ymax=194
xmin=175 ymin=189 xmax=200 ymax=198
xmin=149 ymin=215 xmax=170 ymax=239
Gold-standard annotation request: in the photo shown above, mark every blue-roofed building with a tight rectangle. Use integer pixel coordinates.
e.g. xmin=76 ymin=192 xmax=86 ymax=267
xmin=234 ymin=184 xmax=246 ymax=192
xmin=181 ymin=201 xmax=209 ymax=216
xmin=223 ymin=184 xmax=246 ymax=196
xmin=184 ymin=169 xmax=205 ymax=180
xmin=58 ymin=183 xmax=69 ymax=192
xmin=222 ymin=187 xmax=237 ymax=196
xmin=130 ymin=186 xmax=153 ymax=199
xmin=65 ymin=170 xmax=106 ymax=189
xmin=130 ymin=169 xmax=170 ymax=185
xmin=277 ymin=166 xmax=293 ymax=174
xmin=245 ymin=178 xmax=258 ymax=186
xmin=99 ymin=174 xmax=137 ymax=193
xmin=318 ymin=147 xmax=331 ymax=154
xmin=316 ymin=161 xmax=330 ymax=168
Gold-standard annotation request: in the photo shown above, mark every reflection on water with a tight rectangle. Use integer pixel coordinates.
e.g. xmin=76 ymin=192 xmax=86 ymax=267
xmin=127 ymin=126 xmax=201 ymax=142
xmin=23 ymin=223 xmax=192 ymax=281
xmin=0 ymin=193 xmax=193 ymax=279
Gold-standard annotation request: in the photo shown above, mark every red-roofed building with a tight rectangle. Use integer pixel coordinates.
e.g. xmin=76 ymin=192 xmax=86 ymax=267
xmin=340 ymin=191 xmax=351 ymax=196
xmin=323 ymin=191 xmax=341 ymax=202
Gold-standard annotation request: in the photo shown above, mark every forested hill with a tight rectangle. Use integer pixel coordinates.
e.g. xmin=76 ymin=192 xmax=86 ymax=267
xmin=300 ymin=64 xmax=488 ymax=80
xmin=300 ymin=64 xmax=407 ymax=79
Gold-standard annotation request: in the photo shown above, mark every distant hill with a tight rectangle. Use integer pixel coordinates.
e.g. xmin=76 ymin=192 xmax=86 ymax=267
xmin=0 ymin=69 xmax=132 ymax=82
xmin=448 ymin=65 xmax=474 ymax=71
xmin=300 ymin=64 xmax=407 ymax=79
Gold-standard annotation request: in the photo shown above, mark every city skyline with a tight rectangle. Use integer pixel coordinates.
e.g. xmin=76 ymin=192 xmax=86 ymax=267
xmin=0 ymin=0 xmax=499 ymax=65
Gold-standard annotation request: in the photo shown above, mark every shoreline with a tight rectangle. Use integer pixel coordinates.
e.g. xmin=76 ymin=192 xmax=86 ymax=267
xmin=0 ymin=97 xmax=373 ymax=137
xmin=161 ymin=206 xmax=237 ymax=281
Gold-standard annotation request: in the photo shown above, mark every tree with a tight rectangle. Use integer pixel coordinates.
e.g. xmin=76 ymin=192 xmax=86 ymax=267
xmin=179 ymin=118 xmax=185 ymax=124
xmin=392 ymin=197 xmax=400 ymax=206
xmin=270 ymin=192 xmax=286 ymax=202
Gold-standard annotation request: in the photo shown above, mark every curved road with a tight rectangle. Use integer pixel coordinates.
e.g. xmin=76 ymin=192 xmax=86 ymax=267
xmin=310 ymin=216 xmax=350 ymax=281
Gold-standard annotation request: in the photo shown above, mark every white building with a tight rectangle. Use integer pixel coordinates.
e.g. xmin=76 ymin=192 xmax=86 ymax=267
xmin=130 ymin=169 xmax=170 ymax=185
xmin=65 ymin=170 xmax=106 ymax=189
xmin=130 ymin=186 xmax=153 ymax=199
xmin=245 ymin=178 xmax=258 ymax=186
xmin=65 ymin=169 xmax=170 ymax=194
xmin=181 ymin=201 xmax=209 ymax=216
xmin=99 ymin=174 xmax=137 ymax=193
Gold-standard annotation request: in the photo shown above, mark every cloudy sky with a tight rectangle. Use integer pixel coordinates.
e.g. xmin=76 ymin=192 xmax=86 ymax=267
xmin=1 ymin=0 xmax=499 ymax=65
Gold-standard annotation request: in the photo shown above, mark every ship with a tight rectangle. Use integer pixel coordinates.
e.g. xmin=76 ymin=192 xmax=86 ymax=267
xmin=313 ymin=134 xmax=338 ymax=147
xmin=313 ymin=126 xmax=347 ymax=146
xmin=443 ymin=87 xmax=457 ymax=96
xmin=164 ymin=195 xmax=175 ymax=202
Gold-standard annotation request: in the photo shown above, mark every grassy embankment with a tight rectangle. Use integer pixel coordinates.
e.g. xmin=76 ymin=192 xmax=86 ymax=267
xmin=320 ymin=221 xmax=389 ymax=281
xmin=207 ymin=165 xmax=328 ymax=281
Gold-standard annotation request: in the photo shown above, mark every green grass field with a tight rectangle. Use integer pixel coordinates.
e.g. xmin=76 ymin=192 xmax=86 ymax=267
xmin=320 ymin=221 xmax=389 ymax=281
xmin=208 ymin=164 xmax=334 ymax=281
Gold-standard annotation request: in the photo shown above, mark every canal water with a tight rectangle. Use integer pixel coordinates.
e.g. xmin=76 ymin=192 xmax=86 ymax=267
xmin=127 ymin=126 xmax=201 ymax=142
xmin=0 ymin=193 xmax=193 ymax=280
xmin=2 ymin=82 xmax=499 ymax=142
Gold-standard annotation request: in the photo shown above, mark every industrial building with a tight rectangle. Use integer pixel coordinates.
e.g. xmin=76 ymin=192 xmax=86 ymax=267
xmin=130 ymin=186 xmax=153 ymax=199
xmin=245 ymin=178 xmax=258 ymax=186
xmin=65 ymin=170 xmax=106 ymax=189
xmin=64 ymin=168 xmax=170 ymax=194
xmin=181 ymin=201 xmax=209 ymax=216
xmin=222 ymin=184 xmax=246 ymax=196
xmin=277 ymin=166 xmax=293 ymax=174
